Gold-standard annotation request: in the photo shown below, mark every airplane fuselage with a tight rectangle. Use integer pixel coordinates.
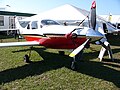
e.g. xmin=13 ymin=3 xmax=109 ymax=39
xmin=24 ymin=35 xmax=87 ymax=49
xmin=18 ymin=19 xmax=103 ymax=49
xmin=21 ymin=25 xmax=88 ymax=49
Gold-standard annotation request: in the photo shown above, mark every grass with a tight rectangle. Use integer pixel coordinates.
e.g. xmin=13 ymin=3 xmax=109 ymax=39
xmin=0 ymin=35 xmax=120 ymax=90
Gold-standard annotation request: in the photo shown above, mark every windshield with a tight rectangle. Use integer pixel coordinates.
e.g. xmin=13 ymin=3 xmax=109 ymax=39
xmin=41 ymin=19 xmax=60 ymax=25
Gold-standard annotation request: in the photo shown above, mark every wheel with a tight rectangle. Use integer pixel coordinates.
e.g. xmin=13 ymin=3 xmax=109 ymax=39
xmin=24 ymin=54 xmax=32 ymax=63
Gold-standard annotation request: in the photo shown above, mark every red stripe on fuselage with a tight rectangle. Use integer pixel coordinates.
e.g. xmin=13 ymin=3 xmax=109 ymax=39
xmin=24 ymin=35 xmax=87 ymax=49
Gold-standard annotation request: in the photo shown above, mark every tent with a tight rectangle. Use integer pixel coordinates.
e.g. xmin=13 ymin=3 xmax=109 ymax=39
xmin=24 ymin=4 xmax=89 ymax=21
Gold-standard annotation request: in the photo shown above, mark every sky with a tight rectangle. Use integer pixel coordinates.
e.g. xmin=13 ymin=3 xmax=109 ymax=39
xmin=0 ymin=0 xmax=120 ymax=15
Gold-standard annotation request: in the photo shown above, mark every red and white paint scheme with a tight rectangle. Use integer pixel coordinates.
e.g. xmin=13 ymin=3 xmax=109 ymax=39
xmin=0 ymin=1 xmax=113 ymax=69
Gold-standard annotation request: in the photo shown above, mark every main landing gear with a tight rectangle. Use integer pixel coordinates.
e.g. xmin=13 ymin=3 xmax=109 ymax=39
xmin=24 ymin=46 xmax=33 ymax=63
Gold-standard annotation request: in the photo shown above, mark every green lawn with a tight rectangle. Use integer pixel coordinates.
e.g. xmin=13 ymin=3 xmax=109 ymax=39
xmin=0 ymin=35 xmax=120 ymax=90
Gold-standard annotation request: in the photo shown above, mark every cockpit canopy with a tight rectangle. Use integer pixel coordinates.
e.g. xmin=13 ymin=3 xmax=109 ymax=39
xmin=41 ymin=19 xmax=60 ymax=25
xmin=19 ymin=19 xmax=60 ymax=29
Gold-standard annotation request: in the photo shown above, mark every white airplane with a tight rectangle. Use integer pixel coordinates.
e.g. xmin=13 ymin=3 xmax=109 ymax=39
xmin=0 ymin=0 xmax=113 ymax=69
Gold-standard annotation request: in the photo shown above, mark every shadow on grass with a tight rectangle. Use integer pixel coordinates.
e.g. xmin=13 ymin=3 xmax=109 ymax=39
xmin=112 ymin=48 xmax=120 ymax=54
xmin=106 ymin=34 xmax=120 ymax=46
xmin=0 ymin=47 xmax=120 ymax=88
xmin=0 ymin=34 xmax=14 ymax=39
xmin=75 ymin=60 xmax=120 ymax=88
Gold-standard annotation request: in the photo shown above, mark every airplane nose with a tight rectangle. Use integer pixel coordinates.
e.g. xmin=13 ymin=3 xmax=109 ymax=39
xmin=86 ymin=28 xmax=104 ymax=41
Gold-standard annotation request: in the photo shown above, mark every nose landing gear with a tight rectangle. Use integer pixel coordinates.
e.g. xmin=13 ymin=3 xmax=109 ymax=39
xmin=71 ymin=50 xmax=83 ymax=70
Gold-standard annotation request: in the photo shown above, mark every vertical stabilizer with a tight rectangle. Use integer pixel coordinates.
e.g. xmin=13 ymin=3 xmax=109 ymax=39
xmin=108 ymin=13 xmax=112 ymax=22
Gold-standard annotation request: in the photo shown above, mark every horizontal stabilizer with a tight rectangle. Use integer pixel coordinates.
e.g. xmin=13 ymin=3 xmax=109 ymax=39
xmin=0 ymin=41 xmax=40 ymax=47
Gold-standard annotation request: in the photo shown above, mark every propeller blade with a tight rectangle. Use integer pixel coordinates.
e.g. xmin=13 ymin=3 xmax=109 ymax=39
xmin=90 ymin=0 xmax=96 ymax=30
xmin=69 ymin=39 xmax=90 ymax=57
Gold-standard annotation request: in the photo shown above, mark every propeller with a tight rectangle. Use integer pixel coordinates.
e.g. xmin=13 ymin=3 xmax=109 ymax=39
xmin=90 ymin=0 xmax=96 ymax=30
xmin=68 ymin=1 xmax=113 ymax=70
xmin=69 ymin=39 xmax=90 ymax=57
xmin=90 ymin=1 xmax=113 ymax=61
xmin=69 ymin=0 xmax=98 ymax=57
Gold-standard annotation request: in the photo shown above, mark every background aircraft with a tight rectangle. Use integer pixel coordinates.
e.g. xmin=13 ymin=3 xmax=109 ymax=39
xmin=0 ymin=1 xmax=113 ymax=70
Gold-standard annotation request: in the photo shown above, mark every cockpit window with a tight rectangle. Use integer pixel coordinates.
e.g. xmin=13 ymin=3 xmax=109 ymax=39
xmin=31 ymin=21 xmax=38 ymax=29
xmin=19 ymin=21 xmax=30 ymax=28
xmin=41 ymin=19 xmax=60 ymax=25
xmin=117 ymin=23 xmax=120 ymax=29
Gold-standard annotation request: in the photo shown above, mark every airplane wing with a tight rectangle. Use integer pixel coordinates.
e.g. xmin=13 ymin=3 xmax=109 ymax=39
xmin=0 ymin=41 xmax=40 ymax=47
xmin=0 ymin=29 xmax=19 ymax=31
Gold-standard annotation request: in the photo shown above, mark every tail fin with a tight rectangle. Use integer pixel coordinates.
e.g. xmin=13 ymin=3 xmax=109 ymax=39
xmin=108 ymin=13 xmax=112 ymax=22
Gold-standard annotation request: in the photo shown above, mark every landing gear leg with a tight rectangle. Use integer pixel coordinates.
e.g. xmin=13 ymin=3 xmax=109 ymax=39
xmin=71 ymin=57 xmax=77 ymax=70
xmin=24 ymin=46 xmax=33 ymax=63
xmin=71 ymin=50 xmax=83 ymax=70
